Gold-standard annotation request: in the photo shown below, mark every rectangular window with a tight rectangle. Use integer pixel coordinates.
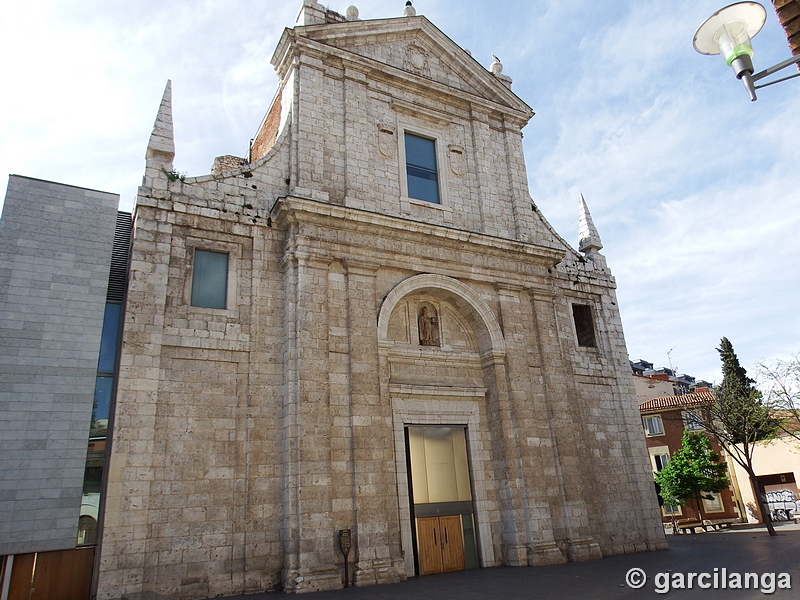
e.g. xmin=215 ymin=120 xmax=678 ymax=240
xmin=571 ymin=304 xmax=597 ymax=347
xmin=654 ymin=454 xmax=670 ymax=471
xmin=703 ymin=492 xmax=724 ymax=512
xmin=684 ymin=410 xmax=705 ymax=431
xmin=92 ymin=376 xmax=114 ymax=436
xmin=662 ymin=504 xmax=682 ymax=516
xmin=191 ymin=249 xmax=229 ymax=309
xmin=405 ymin=133 xmax=439 ymax=204
xmin=644 ymin=415 xmax=664 ymax=436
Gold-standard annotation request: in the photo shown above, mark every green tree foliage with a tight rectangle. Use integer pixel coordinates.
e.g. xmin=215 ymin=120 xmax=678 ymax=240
xmin=716 ymin=338 xmax=776 ymax=444
xmin=655 ymin=431 xmax=729 ymax=517
xmin=703 ymin=338 xmax=780 ymax=535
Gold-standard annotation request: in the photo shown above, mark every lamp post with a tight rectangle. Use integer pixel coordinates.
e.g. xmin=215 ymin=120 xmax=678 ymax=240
xmin=693 ymin=1 xmax=800 ymax=101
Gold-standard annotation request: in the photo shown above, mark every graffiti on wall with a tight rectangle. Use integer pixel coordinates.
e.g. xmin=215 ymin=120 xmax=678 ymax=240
xmin=761 ymin=489 xmax=799 ymax=522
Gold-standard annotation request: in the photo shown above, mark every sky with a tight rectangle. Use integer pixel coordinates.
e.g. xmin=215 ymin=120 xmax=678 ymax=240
xmin=1 ymin=0 xmax=798 ymax=384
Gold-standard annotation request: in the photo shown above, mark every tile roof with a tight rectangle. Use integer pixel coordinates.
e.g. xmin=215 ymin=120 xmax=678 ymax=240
xmin=638 ymin=391 xmax=716 ymax=413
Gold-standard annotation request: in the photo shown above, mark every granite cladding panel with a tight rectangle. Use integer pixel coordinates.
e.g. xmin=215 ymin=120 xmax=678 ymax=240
xmin=0 ymin=176 xmax=118 ymax=555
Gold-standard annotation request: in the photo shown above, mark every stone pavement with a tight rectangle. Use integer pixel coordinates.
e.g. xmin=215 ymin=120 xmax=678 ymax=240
xmin=216 ymin=523 xmax=800 ymax=599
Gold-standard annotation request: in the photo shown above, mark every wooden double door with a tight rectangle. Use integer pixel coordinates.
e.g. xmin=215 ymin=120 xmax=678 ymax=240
xmin=417 ymin=515 xmax=465 ymax=575
xmin=5 ymin=548 xmax=94 ymax=600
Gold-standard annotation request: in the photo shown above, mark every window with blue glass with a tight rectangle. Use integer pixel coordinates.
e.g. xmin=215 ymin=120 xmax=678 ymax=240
xmin=191 ymin=249 xmax=229 ymax=309
xmin=81 ymin=301 xmax=121 ymax=545
xmin=405 ymin=132 xmax=440 ymax=204
xmin=92 ymin=376 xmax=114 ymax=437
xmin=97 ymin=303 xmax=121 ymax=374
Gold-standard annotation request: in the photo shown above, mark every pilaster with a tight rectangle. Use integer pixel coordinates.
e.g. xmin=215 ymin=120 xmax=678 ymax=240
xmin=280 ymin=248 xmax=340 ymax=592
xmin=345 ymin=260 xmax=406 ymax=586
xmin=468 ymin=108 xmax=499 ymax=237
xmin=291 ymin=56 xmax=331 ymax=202
xmin=527 ymin=288 xmax=602 ymax=560
xmin=480 ymin=342 xmax=529 ymax=565
xmin=343 ymin=66 xmax=370 ymax=206
xmin=494 ymin=284 xmax=566 ymax=565
xmin=501 ymin=121 xmax=535 ymax=242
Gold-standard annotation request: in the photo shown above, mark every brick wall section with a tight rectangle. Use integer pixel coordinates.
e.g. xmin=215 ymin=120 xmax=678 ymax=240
xmin=251 ymin=93 xmax=282 ymax=163
xmin=0 ymin=176 xmax=118 ymax=555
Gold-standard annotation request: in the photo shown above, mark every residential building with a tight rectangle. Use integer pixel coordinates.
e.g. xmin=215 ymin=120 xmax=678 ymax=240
xmin=632 ymin=372 xmax=676 ymax=404
xmin=631 ymin=359 xmax=715 ymax=398
xmin=639 ymin=391 xmax=741 ymax=529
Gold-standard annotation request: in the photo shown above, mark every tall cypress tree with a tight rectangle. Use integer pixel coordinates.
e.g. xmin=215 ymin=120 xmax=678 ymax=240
xmin=707 ymin=338 xmax=779 ymax=535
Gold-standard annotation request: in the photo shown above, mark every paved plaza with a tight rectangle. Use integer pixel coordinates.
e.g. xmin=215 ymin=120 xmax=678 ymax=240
xmin=217 ymin=523 xmax=800 ymax=599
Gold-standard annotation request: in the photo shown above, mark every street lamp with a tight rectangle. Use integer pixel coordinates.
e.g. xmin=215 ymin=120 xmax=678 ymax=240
xmin=693 ymin=1 xmax=800 ymax=101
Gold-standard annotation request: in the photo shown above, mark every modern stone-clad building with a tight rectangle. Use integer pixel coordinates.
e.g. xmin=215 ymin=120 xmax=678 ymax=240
xmin=0 ymin=176 xmax=129 ymax=599
xmin=1 ymin=2 xmax=668 ymax=599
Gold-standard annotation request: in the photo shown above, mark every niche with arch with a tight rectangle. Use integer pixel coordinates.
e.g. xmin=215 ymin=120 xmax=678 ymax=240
xmin=386 ymin=294 xmax=477 ymax=352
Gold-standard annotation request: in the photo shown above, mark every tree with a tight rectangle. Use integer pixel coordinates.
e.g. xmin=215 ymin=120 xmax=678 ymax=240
xmin=655 ymin=431 xmax=729 ymax=532
xmin=699 ymin=338 xmax=780 ymax=536
xmin=758 ymin=352 xmax=800 ymax=442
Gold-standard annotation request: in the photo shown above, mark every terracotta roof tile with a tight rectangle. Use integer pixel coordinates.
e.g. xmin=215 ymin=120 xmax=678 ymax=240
xmin=638 ymin=391 xmax=716 ymax=413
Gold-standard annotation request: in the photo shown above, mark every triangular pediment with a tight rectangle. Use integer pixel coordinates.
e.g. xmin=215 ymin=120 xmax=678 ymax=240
xmin=287 ymin=16 xmax=532 ymax=118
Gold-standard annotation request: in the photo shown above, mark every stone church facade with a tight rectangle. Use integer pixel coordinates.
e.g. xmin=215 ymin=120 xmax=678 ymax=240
xmin=98 ymin=2 xmax=666 ymax=598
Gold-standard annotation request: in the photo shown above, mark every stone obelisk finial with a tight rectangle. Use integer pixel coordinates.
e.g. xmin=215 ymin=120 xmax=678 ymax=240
xmin=146 ymin=80 xmax=175 ymax=168
xmin=578 ymin=193 xmax=606 ymax=268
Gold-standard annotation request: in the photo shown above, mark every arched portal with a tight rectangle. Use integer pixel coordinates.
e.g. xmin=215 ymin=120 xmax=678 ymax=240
xmin=377 ymin=274 xmax=505 ymax=576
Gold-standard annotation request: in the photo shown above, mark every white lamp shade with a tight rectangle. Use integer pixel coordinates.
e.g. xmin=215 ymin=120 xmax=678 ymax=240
xmin=693 ymin=1 xmax=767 ymax=62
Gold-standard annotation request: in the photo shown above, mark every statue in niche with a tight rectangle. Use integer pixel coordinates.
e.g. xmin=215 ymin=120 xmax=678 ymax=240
xmin=418 ymin=305 xmax=439 ymax=346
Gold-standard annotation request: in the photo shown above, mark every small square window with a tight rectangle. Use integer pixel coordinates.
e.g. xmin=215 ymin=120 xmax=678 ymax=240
xmin=644 ymin=415 xmax=664 ymax=436
xmin=572 ymin=304 xmax=596 ymax=348
xmin=405 ymin=132 xmax=439 ymax=204
xmin=191 ymin=249 xmax=229 ymax=309
xmin=92 ymin=376 xmax=114 ymax=435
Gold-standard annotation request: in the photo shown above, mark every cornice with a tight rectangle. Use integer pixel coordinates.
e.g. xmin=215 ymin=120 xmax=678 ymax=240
xmin=271 ymin=195 xmax=566 ymax=268
xmin=388 ymin=383 xmax=487 ymax=398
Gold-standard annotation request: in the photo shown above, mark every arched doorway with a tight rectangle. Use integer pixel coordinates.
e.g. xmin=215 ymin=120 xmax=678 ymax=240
xmin=378 ymin=274 xmax=506 ymax=576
